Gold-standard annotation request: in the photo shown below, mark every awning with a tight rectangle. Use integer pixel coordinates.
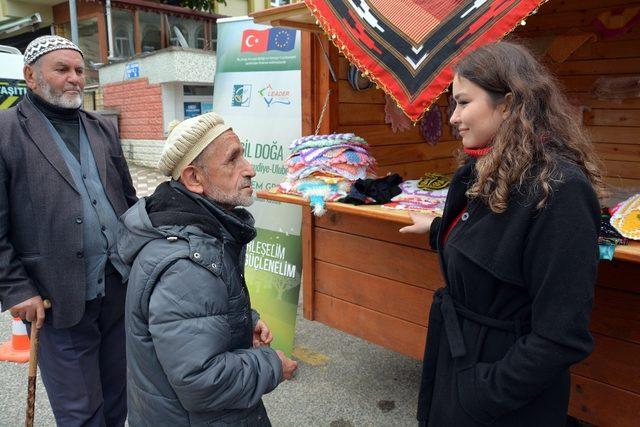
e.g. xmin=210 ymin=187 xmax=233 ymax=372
xmin=252 ymin=3 xmax=321 ymax=33
xmin=0 ymin=13 xmax=42 ymax=36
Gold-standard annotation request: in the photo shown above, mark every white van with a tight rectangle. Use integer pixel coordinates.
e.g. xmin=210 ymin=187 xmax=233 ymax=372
xmin=0 ymin=45 xmax=27 ymax=110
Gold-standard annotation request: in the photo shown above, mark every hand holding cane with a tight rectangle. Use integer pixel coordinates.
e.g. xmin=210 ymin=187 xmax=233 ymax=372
xmin=25 ymin=299 xmax=50 ymax=427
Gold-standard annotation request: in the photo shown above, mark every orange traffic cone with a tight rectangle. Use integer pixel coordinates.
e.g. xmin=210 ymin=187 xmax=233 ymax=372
xmin=0 ymin=316 xmax=30 ymax=363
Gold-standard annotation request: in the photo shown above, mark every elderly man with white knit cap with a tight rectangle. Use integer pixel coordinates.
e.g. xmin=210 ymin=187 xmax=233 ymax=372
xmin=118 ymin=112 xmax=297 ymax=426
xmin=0 ymin=35 xmax=137 ymax=426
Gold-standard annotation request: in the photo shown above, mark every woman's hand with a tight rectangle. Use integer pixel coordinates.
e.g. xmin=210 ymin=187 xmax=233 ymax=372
xmin=399 ymin=212 xmax=437 ymax=235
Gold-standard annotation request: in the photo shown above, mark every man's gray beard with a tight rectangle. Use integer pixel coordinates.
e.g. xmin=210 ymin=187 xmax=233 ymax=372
xmin=35 ymin=73 xmax=82 ymax=109
xmin=204 ymin=185 xmax=254 ymax=208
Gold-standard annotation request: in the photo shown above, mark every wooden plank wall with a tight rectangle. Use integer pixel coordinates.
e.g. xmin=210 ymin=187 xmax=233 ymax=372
xmin=515 ymin=0 xmax=640 ymax=188
xmin=328 ymin=0 xmax=640 ymax=188
xmin=334 ymin=58 xmax=459 ymax=179
xmin=311 ymin=211 xmax=438 ymax=360
xmin=310 ymin=209 xmax=640 ymax=426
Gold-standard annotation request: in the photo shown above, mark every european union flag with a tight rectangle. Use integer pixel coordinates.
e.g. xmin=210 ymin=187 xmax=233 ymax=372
xmin=267 ymin=29 xmax=296 ymax=52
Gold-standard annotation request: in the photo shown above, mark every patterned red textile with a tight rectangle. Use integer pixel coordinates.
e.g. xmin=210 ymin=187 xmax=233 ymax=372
xmin=305 ymin=0 xmax=548 ymax=121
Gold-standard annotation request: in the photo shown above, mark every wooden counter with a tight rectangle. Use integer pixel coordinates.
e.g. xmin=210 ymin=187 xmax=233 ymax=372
xmin=258 ymin=190 xmax=640 ymax=426
xmin=258 ymin=190 xmax=640 ymax=264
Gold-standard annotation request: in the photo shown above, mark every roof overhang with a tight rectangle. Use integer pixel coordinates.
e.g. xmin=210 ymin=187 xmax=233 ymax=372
xmin=0 ymin=13 xmax=42 ymax=36
xmin=250 ymin=2 xmax=321 ymax=33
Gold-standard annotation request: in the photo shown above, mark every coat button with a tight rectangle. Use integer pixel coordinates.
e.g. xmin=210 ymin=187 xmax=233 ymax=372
xmin=75 ymin=217 xmax=83 ymax=224
xmin=461 ymin=212 xmax=469 ymax=221
xmin=193 ymin=252 xmax=201 ymax=259
xmin=211 ymin=263 xmax=217 ymax=269
xmin=76 ymin=251 xmax=83 ymax=258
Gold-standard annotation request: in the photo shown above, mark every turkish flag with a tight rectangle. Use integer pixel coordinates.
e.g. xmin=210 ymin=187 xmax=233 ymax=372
xmin=241 ymin=29 xmax=269 ymax=53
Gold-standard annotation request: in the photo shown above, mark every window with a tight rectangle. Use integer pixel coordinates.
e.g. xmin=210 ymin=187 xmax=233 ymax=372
xmin=183 ymin=85 xmax=213 ymax=96
xmin=114 ymin=27 xmax=133 ymax=58
xmin=112 ymin=9 xmax=134 ymax=59
xmin=271 ymin=0 xmax=292 ymax=6
xmin=56 ymin=19 xmax=99 ymax=85
xmin=140 ymin=11 xmax=161 ymax=52
xmin=210 ymin=23 xmax=218 ymax=51
xmin=194 ymin=23 xmax=206 ymax=49
xmin=168 ymin=16 xmax=190 ymax=48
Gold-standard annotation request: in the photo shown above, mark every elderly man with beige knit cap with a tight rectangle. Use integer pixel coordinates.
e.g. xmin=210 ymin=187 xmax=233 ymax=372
xmin=118 ymin=112 xmax=297 ymax=426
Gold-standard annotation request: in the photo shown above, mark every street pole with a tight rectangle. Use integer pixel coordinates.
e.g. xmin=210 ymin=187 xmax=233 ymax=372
xmin=105 ymin=0 xmax=114 ymax=59
xmin=69 ymin=0 xmax=79 ymax=45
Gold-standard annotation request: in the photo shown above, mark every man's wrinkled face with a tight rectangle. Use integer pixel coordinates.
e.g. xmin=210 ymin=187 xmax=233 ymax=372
xmin=197 ymin=130 xmax=256 ymax=208
xmin=24 ymin=49 xmax=85 ymax=109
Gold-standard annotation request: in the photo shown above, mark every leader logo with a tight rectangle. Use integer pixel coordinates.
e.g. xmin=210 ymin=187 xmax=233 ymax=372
xmin=258 ymin=84 xmax=291 ymax=107
xmin=232 ymin=84 xmax=251 ymax=107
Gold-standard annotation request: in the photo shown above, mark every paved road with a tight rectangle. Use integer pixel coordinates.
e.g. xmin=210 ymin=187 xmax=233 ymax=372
xmin=0 ymin=300 xmax=423 ymax=426
xmin=0 ymin=165 xmax=423 ymax=426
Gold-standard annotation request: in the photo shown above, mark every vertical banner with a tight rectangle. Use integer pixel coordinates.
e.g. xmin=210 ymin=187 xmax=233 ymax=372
xmin=213 ymin=17 xmax=302 ymax=355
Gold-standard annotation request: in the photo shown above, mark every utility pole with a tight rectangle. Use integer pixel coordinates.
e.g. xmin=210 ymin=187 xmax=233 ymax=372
xmin=69 ymin=0 xmax=79 ymax=45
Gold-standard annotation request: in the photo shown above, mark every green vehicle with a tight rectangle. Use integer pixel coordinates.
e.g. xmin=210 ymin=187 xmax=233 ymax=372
xmin=0 ymin=45 xmax=27 ymax=110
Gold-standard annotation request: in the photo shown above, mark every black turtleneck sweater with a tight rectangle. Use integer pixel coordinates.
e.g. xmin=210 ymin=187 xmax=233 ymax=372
xmin=28 ymin=90 xmax=81 ymax=161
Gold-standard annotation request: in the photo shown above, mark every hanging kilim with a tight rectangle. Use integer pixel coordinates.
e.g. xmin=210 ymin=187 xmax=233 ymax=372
xmin=304 ymin=0 xmax=548 ymax=121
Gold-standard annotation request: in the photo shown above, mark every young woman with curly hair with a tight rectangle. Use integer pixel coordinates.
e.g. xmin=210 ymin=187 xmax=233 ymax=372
xmin=401 ymin=42 xmax=603 ymax=426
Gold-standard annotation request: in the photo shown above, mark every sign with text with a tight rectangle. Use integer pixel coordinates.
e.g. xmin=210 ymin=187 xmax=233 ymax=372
xmin=125 ymin=62 xmax=140 ymax=80
xmin=213 ymin=17 xmax=302 ymax=356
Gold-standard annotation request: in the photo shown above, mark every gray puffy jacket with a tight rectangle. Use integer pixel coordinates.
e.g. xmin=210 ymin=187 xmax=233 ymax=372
xmin=118 ymin=181 xmax=282 ymax=426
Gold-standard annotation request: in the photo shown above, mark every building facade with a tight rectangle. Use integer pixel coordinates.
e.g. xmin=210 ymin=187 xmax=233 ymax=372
xmin=0 ymin=0 xmax=274 ymax=165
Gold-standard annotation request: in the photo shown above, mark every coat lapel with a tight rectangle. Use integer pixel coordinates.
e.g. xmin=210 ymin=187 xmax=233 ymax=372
xmin=440 ymin=160 xmax=475 ymax=231
xmin=18 ymin=100 xmax=78 ymax=192
xmin=81 ymin=113 xmax=107 ymax=187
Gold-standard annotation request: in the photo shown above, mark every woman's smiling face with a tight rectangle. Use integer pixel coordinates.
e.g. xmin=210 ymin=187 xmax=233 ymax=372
xmin=449 ymin=74 xmax=508 ymax=149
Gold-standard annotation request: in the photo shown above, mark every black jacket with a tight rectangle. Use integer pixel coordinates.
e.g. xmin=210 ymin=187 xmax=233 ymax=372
xmin=418 ymin=158 xmax=600 ymax=426
xmin=0 ymin=97 xmax=137 ymax=327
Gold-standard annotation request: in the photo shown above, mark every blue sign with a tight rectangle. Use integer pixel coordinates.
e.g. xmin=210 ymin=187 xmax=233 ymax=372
xmin=184 ymin=102 xmax=201 ymax=118
xmin=125 ymin=62 xmax=140 ymax=80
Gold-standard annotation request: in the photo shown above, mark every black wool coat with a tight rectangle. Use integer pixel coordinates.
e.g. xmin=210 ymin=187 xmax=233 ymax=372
xmin=418 ymin=158 xmax=600 ymax=426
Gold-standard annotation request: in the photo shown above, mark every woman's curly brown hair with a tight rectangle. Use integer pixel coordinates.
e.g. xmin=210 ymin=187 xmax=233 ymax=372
xmin=453 ymin=41 xmax=605 ymax=212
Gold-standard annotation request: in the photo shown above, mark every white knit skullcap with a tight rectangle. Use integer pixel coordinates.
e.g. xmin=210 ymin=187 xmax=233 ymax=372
xmin=24 ymin=35 xmax=84 ymax=65
xmin=158 ymin=112 xmax=232 ymax=180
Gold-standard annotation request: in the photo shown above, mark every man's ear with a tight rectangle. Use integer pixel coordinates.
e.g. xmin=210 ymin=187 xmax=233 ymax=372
xmin=179 ymin=165 xmax=205 ymax=194
xmin=24 ymin=65 xmax=37 ymax=90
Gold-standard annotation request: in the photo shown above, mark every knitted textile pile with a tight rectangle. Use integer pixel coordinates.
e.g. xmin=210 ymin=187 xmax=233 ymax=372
xmin=279 ymin=133 xmax=376 ymax=215
xmin=382 ymin=179 xmax=448 ymax=215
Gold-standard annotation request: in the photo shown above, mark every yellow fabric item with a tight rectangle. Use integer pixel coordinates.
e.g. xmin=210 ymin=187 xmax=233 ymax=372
xmin=418 ymin=172 xmax=451 ymax=190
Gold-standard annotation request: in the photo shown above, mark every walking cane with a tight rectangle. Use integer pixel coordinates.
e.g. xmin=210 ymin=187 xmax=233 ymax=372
xmin=25 ymin=299 xmax=51 ymax=427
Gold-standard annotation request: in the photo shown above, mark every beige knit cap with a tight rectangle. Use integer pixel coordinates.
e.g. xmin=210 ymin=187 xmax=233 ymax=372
xmin=158 ymin=112 xmax=232 ymax=180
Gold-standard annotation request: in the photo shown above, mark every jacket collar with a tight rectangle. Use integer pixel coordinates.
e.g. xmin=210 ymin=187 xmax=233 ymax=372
xmin=146 ymin=181 xmax=256 ymax=245
xmin=17 ymin=95 xmax=107 ymax=193
xmin=439 ymin=159 xmax=476 ymax=232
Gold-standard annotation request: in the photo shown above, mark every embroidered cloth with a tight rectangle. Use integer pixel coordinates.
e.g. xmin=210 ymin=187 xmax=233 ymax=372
xmin=304 ymin=0 xmax=548 ymax=121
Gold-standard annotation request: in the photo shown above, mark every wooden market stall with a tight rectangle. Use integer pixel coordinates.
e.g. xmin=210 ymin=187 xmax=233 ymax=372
xmin=253 ymin=1 xmax=640 ymax=425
